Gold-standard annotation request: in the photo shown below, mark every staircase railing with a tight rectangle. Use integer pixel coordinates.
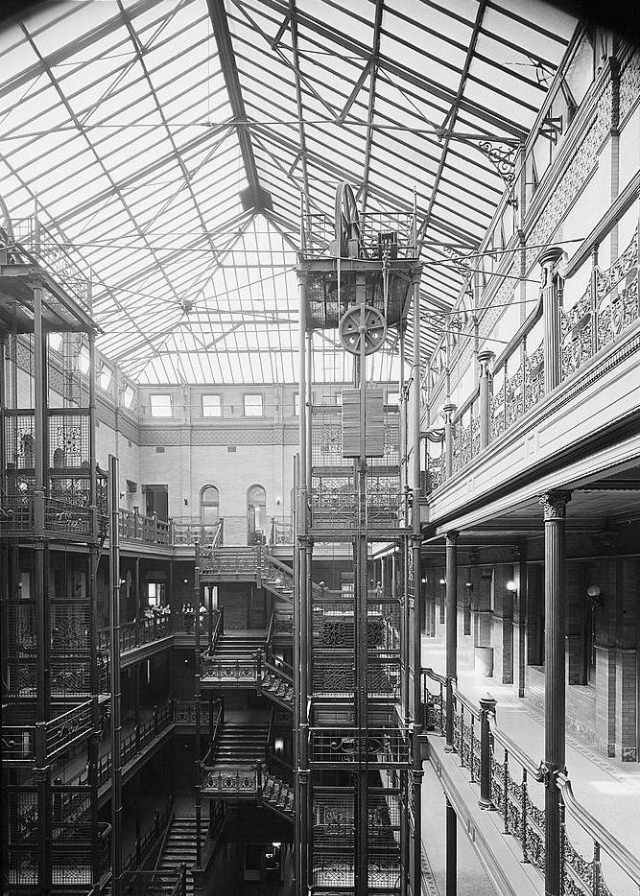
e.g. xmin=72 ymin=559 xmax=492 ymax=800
xmin=151 ymin=798 xmax=176 ymax=873
xmin=421 ymin=668 xmax=640 ymax=896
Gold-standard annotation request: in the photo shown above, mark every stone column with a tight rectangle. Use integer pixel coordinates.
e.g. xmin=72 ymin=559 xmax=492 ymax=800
xmin=445 ymin=531 xmax=459 ymax=750
xmin=539 ymin=248 xmax=565 ymax=393
xmin=478 ymin=350 xmax=494 ymax=448
xmin=539 ymin=490 xmax=571 ymax=896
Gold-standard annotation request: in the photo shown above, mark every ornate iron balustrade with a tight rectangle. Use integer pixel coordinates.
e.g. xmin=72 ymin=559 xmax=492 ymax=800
xmin=171 ymin=517 xmax=222 ymax=546
xmin=98 ymin=615 xmax=172 ymax=655
xmin=200 ymin=655 xmax=258 ymax=686
xmin=199 ymin=546 xmax=259 ymax=578
xmin=309 ymin=727 xmax=410 ymax=767
xmin=268 ymin=516 xmax=294 ymax=545
xmin=201 ymin=762 xmax=261 ymax=797
xmin=421 ymin=669 xmax=640 ymax=896
xmin=561 ymin=226 xmax=639 ymax=378
xmin=119 ymin=508 xmax=170 ymax=545
xmin=45 ymin=700 xmax=94 ymax=759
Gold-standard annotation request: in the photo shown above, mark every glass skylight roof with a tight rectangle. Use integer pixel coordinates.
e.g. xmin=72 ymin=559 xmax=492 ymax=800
xmin=0 ymin=0 xmax=576 ymax=383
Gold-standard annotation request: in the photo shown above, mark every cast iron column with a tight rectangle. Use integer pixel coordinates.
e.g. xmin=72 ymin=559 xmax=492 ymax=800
xmin=108 ymin=454 xmax=122 ymax=896
xmin=515 ymin=544 xmax=528 ymax=699
xmin=445 ymin=531 xmax=459 ymax=751
xmin=410 ymin=263 xmax=424 ymax=896
xmin=540 ymin=491 xmax=571 ymax=896
xmin=296 ymin=266 xmax=309 ymax=895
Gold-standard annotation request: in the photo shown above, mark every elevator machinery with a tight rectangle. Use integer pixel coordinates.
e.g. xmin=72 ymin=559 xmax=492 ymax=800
xmin=295 ymin=185 xmax=424 ymax=896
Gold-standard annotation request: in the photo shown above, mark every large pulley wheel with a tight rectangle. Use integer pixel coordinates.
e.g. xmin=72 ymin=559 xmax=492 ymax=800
xmin=339 ymin=304 xmax=387 ymax=355
xmin=334 ymin=182 xmax=362 ymax=258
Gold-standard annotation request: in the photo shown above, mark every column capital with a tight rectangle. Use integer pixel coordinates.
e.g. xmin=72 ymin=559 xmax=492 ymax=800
xmin=477 ymin=349 xmax=495 ymax=373
xmin=445 ymin=530 xmax=459 ymax=546
xmin=410 ymin=263 xmax=423 ymax=285
xmin=538 ymin=245 xmax=565 ymax=271
xmin=443 ymin=402 xmax=457 ymax=419
xmin=539 ymin=490 xmax=571 ymax=521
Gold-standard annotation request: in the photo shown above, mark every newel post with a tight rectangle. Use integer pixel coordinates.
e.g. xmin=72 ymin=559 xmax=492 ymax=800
xmin=539 ymin=247 xmax=565 ymax=393
xmin=478 ymin=694 xmax=496 ymax=809
xmin=478 ymin=350 xmax=494 ymax=449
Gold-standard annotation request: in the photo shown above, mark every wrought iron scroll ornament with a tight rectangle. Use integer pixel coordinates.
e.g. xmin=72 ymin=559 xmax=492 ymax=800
xmin=476 ymin=140 xmax=518 ymax=186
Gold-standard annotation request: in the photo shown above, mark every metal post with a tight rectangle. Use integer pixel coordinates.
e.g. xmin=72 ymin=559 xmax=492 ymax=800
xmin=539 ymin=248 xmax=565 ymax=394
xmin=478 ymin=350 xmax=494 ymax=449
xmin=194 ymin=551 xmax=202 ymax=867
xmin=297 ymin=266 xmax=309 ymax=895
xmin=88 ymin=331 xmax=97 ymax=537
xmin=445 ymin=531 xmax=458 ymax=750
xmin=410 ymin=264 xmax=424 ymax=896
xmin=540 ymin=491 xmax=571 ymax=896
xmin=108 ymin=454 xmax=122 ymax=896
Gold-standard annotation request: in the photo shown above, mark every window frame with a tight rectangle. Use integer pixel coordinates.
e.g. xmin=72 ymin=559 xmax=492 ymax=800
xmin=243 ymin=393 xmax=264 ymax=417
xmin=150 ymin=394 xmax=173 ymax=417
xmin=201 ymin=394 xmax=223 ymax=417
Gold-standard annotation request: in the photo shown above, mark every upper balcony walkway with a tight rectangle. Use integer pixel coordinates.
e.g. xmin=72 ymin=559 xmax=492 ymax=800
xmin=422 ymin=637 xmax=640 ymax=896
xmin=423 ymin=225 xmax=640 ymax=535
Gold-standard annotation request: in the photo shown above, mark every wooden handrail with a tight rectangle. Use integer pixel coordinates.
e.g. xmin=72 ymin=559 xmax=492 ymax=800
xmin=557 ymin=773 xmax=640 ymax=885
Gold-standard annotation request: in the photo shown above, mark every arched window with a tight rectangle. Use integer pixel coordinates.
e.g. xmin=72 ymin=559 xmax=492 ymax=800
xmin=247 ymin=485 xmax=266 ymax=544
xmin=200 ymin=486 xmax=220 ymax=525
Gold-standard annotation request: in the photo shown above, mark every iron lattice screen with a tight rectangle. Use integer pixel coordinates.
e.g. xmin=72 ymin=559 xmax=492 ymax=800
xmin=48 ymin=411 xmax=90 ymax=469
xmin=3 ymin=411 xmax=36 ymax=470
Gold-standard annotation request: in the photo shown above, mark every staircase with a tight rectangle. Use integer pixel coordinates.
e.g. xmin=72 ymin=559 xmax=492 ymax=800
xmin=262 ymin=772 xmax=295 ymax=820
xmin=213 ymin=632 xmax=265 ymax=660
xmin=157 ymin=816 xmax=202 ymax=896
xmin=260 ymin=662 xmax=294 ymax=711
xmin=212 ymin=722 xmax=269 ymax=764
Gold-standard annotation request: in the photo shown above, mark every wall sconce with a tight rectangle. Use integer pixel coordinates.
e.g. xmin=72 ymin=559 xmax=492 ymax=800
xmin=586 ymin=584 xmax=601 ymax=603
xmin=506 ymin=580 xmax=518 ymax=595
xmin=465 ymin=581 xmax=473 ymax=594
xmin=439 ymin=578 xmax=445 ymax=586
xmin=274 ymin=737 xmax=284 ymax=755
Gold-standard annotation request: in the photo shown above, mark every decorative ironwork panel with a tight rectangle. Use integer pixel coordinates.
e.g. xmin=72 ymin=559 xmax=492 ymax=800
xmin=3 ymin=413 xmax=36 ymax=469
xmin=48 ymin=413 xmax=90 ymax=469
xmin=505 ymin=363 xmax=524 ymax=427
xmin=491 ymin=383 xmax=506 ymax=437
xmin=524 ymin=344 xmax=545 ymax=409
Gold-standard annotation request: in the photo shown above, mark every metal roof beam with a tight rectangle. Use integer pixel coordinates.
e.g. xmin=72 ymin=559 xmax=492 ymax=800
xmin=258 ymin=0 xmax=526 ymax=138
xmin=359 ymin=0 xmax=384 ymax=216
xmin=206 ymin=0 xmax=272 ymax=212
xmin=417 ymin=1 xmax=488 ymax=254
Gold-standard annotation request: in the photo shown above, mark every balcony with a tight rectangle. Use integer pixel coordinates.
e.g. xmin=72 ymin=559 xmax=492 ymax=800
xmin=423 ymin=226 xmax=640 ymax=526
xmin=421 ymin=669 xmax=640 ymax=896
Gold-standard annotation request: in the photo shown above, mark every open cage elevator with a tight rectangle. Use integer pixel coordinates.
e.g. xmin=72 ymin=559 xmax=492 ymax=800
xmin=295 ymin=185 xmax=425 ymax=896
